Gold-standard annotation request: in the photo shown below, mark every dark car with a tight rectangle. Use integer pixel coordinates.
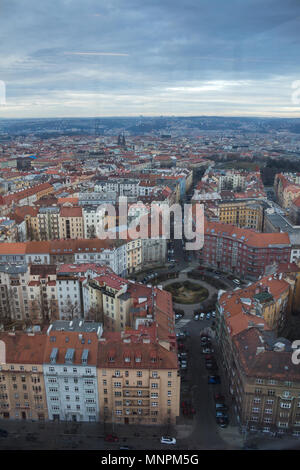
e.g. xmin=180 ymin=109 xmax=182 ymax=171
xmin=105 ymin=434 xmax=119 ymax=442
xmin=0 ymin=428 xmax=8 ymax=438
xmin=215 ymin=403 xmax=228 ymax=411
xmin=214 ymin=393 xmax=226 ymax=403
xmin=216 ymin=411 xmax=228 ymax=421
xmin=208 ymin=375 xmax=221 ymax=384
xmin=216 ymin=417 xmax=229 ymax=428
xmin=206 ymin=362 xmax=218 ymax=371
xmin=205 ymin=354 xmax=214 ymax=361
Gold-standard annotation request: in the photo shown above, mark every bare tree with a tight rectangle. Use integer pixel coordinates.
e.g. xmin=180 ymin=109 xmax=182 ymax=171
xmin=62 ymin=299 xmax=80 ymax=320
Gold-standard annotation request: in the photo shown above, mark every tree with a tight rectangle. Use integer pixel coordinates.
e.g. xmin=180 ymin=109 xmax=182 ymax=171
xmin=62 ymin=299 xmax=80 ymax=320
xmin=87 ymin=224 xmax=96 ymax=239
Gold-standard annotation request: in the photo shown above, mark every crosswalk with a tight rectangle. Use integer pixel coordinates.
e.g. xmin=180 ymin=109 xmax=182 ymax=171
xmin=175 ymin=318 xmax=191 ymax=329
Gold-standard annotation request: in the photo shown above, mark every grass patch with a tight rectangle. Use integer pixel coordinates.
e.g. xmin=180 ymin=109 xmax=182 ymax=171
xmin=164 ymin=280 xmax=209 ymax=304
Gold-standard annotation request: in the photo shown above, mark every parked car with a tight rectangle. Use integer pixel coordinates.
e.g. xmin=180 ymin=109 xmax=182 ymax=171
xmin=200 ymin=313 xmax=205 ymax=320
xmin=214 ymin=393 xmax=226 ymax=403
xmin=160 ymin=436 xmax=176 ymax=445
xmin=201 ymin=336 xmax=209 ymax=342
xmin=178 ymin=352 xmax=188 ymax=358
xmin=206 ymin=362 xmax=218 ymax=371
xmin=206 ymin=313 xmax=211 ymax=320
xmin=215 ymin=403 xmax=228 ymax=411
xmin=105 ymin=434 xmax=119 ymax=442
xmin=176 ymin=332 xmax=186 ymax=339
xmin=208 ymin=375 xmax=221 ymax=384
xmin=202 ymin=348 xmax=214 ymax=354
xmin=212 ymin=311 xmax=216 ymax=318
xmin=194 ymin=314 xmax=200 ymax=321
xmin=216 ymin=417 xmax=229 ymax=428
xmin=0 ymin=428 xmax=8 ymax=438
xmin=233 ymin=279 xmax=241 ymax=285
xmin=216 ymin=410 xmax=228 ymax=419
xmin=205 ymin=354 xmax=214 ymax=361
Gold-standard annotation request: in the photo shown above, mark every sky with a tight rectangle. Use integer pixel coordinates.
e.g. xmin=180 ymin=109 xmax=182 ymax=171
xmin=0 ymin=0 xmax=300 ymax=118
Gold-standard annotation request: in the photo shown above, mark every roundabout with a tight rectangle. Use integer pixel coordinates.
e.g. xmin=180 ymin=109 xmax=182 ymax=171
xmin=164 ymin=280 xmax=209 ymax=305
xmin=161 ymin=270 xmax=218 ymax=316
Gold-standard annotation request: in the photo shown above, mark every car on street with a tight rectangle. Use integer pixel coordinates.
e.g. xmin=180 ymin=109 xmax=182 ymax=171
xmin=214 ymin=393 xmax=226 ymax=403
xmin=176 ymin=332 xmax=186 ymax=339
xmin=208 ymin=375 xmax=221 ymax=384
xmin=160 ymin=436 xmax=176 ymax=445
xmin=205 ymin=354 xmax=214 ymax=361
xmin=202 ymin=348 xmax=214 ymax=354
xmin=178 ymin=352 xmax=188 ymax=358
xmin=212 ymin=311 xmax=216 ymax=318
xmin=105 ymin=434 xmax=119 ymax=442
xmin=215 ymin=403 xmax=228 ymax=411
xmin=206 ymin=362 xmax=218 ymax=371
xmin=233 ymin=279 xmax=241 ymax=285
xmin=216 ymin=417 xmax=229 ymax=428
xmin=206 ymin=313 xmax=211 ymax=320
xmin=175 ymin=313 xmax=184 ymax=320
xmin=200 ymin=313 xmax=205 ymax=320
xmin=216 ymin=410 xmax=228 ymax=420
xmin=194 ymin=314 xmax=199 ymax=321
xmin=0 ymin=428 xmax=8 ymax=438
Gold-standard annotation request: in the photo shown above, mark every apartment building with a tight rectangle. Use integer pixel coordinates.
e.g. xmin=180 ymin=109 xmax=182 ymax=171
xmin=230 ymin=328 xmax=300 ymax=437
xmin=218 ymin=200 xmax=264 ymax=231
xmin=97 ymin=325 xmax=180 ymax=426
xmin=43 ymin=320 xmax=102 ymax=422
xmin=37 ymin=207 xmax=60 ymax=240
xmin=0 ymin=265 xmax=29 ymax=322
xmin=274 ymin=173 xmax=300 ymax=209
xmin=215 ymin=270 xmax=300 ymax=436
xmin=57 ymin=264 xmax=113 ymax=321
xmin=0 ymin=332 xmax=48 ymax=421
xmin=59 ymin=206 xmax=84 ymax=239
xmin=28 ymin=265 xmax=59 ymax=324
xmin=200 ymin=219 xmax=291 ymax=280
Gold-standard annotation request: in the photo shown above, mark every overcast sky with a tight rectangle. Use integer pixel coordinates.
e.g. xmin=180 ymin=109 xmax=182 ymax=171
xmin=0 ymin=0 xmax=300 ymax=118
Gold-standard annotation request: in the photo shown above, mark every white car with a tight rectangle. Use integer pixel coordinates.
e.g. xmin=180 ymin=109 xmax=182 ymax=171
xmin=212 ymin=311 xmax=216 ymax=318
xmin=160 ymin=436 xmax=176 ymax=445
xmin=233 ymin=279 xmax=240 ymax=285
xmin=202 ymin=348 xmax=214 ymax=354
xmin=200 ymin=313 xmax=205 ymax=320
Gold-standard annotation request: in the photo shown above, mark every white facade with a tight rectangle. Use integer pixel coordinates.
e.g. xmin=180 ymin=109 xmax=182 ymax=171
xmin=43 ymin=359 xmax=99 ymax=422
xmin=57 ymin=278 xmax=82 ymax=320
xmin=74 ymin=245 xmax=127 ymax=276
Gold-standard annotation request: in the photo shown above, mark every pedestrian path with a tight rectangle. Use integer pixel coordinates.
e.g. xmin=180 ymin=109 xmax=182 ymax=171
xmin=176 ymin=319 xmax=191 ymax=329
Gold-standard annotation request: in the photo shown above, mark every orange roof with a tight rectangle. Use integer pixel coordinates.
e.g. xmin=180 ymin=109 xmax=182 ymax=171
xmin=0 ymin=332 xmax=47 ymax=364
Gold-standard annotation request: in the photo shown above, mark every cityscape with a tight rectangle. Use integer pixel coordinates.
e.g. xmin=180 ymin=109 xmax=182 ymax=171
xmin=0 ymin=0 xmax=300 ymax=458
